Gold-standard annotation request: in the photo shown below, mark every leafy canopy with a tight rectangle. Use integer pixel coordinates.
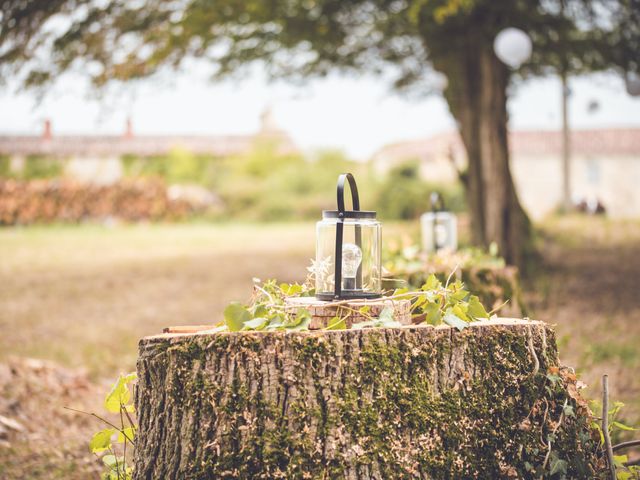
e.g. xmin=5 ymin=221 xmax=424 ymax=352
xmin=1 ymin=0 xmax=638 ymax=90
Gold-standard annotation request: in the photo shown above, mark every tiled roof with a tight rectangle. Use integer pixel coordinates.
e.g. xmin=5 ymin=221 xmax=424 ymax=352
xmin=0 ymin=132 xmax=296 ymax=157
xmin=373 ymin=128 xmax=640 ymax=161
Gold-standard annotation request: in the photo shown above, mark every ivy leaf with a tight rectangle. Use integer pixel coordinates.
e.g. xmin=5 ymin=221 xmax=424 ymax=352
xmin=451 ymin=304 xmax=470 ymax=322
xmin=117 ymin=426 xmax=136 ymax=443
xmin=326 ymin=316 xmax=346 ymax=330
xmin=612 ymin=421 xmax=637 ymax=431
xmin=449 ymin=289 xmax=469 ymax=302
xmin=424 ymin=303 xmax=442 ymax=325
xmin=285 ymin=309 xmax=311 ymax=331
xmin=443 ymin=311 xmax=467 ymax=331
xmin=104 ymin=373 xmax=136 ymax=413
xmin=468 ymin=295 xmax=490 ymax=319
xmin=613 ymin=455 xmax=629 ymax=468
xmin=224 ymin=302 xmax=251 ymax=332
xmin=280 ymin=283 xmax=303 ymax=296
xmin=422 ymin=274 xmax=440 ymax=291
xmin=89 ymin=428 xmax=115 ymax=453
xmin=102 ymin=454 xmax=127 ymax=472
xmin=243 ymin=317 xmax=268 ymax=331
xmin=563 ymin=404 xmax=575 ymax=418
xmin=251 ymin=304 xmax=269 ymax=318
xmin=549 ymin=457 xmax=568 ymax=476
xmin=265 ymin=313 xmax=286 ymax=330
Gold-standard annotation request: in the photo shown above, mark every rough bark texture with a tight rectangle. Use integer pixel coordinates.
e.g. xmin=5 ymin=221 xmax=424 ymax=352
xmin=435 ymin=42 xmax=532 ymax=269
xmin=134 ymin=319 xmax=602 ymax=480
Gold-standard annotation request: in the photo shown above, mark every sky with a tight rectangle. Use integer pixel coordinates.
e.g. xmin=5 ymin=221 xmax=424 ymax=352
xmin=1 ymin=64 xmax=639 ymax=160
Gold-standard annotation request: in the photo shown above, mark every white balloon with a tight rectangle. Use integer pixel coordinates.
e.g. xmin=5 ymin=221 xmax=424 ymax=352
xmin=493 ymin=28 xmax=533 ymax=69
xmin=431 ymin=71 xmax=448 ymax=92
xmin=625 ymin=73 xmax=640 ymax=97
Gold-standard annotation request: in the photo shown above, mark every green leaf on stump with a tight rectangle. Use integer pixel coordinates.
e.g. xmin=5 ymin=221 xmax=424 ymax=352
xmin=224 ymin=302 xmax=251 ymax=332
xmin=443 ymin=311 xmax=468 ymax=331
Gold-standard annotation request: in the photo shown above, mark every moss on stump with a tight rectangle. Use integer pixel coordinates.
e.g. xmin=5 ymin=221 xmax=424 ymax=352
xmin=134 ymin=319 xmax=603 ymax=479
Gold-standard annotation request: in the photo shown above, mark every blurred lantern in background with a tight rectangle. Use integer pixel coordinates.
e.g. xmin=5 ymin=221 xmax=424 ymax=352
xmin=315 ymin=173 xmax=382 ymax=300
xmin=493 ymin=28 xmax=532 ymax=69
xmin=625 ymin=72 xmax=640 ymax=97
xmin=421 ymin=192 xmax=458 ymax=254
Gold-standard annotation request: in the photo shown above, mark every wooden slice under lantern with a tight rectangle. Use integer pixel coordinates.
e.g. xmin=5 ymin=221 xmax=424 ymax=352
xmin=284 ymin=296 xmax=412 ymax=330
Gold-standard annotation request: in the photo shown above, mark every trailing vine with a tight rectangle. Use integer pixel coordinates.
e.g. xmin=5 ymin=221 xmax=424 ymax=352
xmin=217 ymin=268 xmax=495 ymax=333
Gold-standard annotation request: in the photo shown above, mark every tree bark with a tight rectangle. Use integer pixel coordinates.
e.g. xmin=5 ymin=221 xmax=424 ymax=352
xmin=435 ymin=43 xmax=532 ymax=269
xmin=134 ymin=319 xmax=602 ymax=479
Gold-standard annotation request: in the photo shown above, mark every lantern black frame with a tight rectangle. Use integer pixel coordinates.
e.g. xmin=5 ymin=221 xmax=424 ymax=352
xmin=316 ymin=173 xmax=381 ymax=301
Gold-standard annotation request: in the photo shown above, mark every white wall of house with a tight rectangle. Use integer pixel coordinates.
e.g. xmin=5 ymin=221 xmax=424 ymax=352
xmin=512 ymin=154 xmax=640 ymax=219
xmin=64 ymin=156 xmax=123 ymax=185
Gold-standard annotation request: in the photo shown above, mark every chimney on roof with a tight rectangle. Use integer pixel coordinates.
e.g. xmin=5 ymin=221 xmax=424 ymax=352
xmin=124 ymin=116 xmax=134 ymax=139
xmin=259 ymin=106 xmax=279 ymax=134
xmin=43 ymin=119 xmax=52 ymax=140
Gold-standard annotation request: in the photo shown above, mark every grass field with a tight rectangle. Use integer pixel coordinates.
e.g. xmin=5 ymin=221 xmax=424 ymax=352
xmin=1 ymin=217 xmax=639 ymax=478
xmin=0 ymin=222 xmax=317 ymax=376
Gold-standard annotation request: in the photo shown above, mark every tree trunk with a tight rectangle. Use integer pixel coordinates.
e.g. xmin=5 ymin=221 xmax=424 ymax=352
xmin=134 ymin=319 xmax=602 ymax=479
xmin=435 ymin=43 xmax=532 ymax=269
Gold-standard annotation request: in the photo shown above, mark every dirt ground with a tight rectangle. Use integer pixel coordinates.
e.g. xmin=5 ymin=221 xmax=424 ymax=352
xmin=1 ymin=217 xmax=639 ymax=478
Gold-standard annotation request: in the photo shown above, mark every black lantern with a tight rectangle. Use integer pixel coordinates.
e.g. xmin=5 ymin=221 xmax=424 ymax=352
xmin=315 ymin=173 xmax=382 ymax=301
xmin=421 ymin=192 xmax=458 ymax=253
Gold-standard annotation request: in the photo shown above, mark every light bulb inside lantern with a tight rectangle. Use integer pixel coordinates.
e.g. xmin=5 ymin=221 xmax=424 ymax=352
xmin=341 ymin=243 xmax=362 ymax=290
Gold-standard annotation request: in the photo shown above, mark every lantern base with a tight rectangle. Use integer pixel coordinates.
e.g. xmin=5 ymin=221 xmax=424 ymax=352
xmin=284 ymin=296 xmax=411 ymax=330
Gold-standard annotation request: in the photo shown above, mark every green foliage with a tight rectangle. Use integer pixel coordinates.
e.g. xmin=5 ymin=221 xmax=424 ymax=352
xmin=0 ymin=155 xmax=63 ymax=180
xmin=104 ymin=373 xmax=136 ymax=414
xmin=4 ymin=0 xmax=637 ymax=89
xmin=400 ymin=273 xmax=491 ymax=330
xmin=589 ymin=401 xmax=640 ymax=479
xmin=220 ymin=267 xmax=491 ymax=333
xmin=383 ymin=239 xmax=527 ymax=317
xmin=0 ymin=156 xmax=10 ymax=177
xmin=122 ymin=149 xmax=219 ymax=186
xmin=21 ymin=156 xmax=63 ymax=179
xmin=374 ymin=161 xmax=465 ymax=220
xmin=213 ymin=146 xmax=372 ymax=221
xmin=80 ymin=373 xmax=137 ymax=480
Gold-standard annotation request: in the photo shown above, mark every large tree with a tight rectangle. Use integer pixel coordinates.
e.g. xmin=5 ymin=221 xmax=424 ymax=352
xmin=2 ymin=0 xmax=638 ymax=267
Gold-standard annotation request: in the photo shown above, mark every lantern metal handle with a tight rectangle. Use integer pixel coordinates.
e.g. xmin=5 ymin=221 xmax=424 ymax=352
xmin=333 ymin=173 xmax=362 ymax=299
xmin=337 ymin=173 xmax=361 ymax=213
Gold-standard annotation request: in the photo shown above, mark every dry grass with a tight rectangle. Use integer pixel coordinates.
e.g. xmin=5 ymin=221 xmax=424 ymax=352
xmin=528 ymin=215 xmax=640 ymax=428
xmin=0 ymin=222 xmax=314 ymax=376
xmin=1 ymin=217 xmax=640 ymax=478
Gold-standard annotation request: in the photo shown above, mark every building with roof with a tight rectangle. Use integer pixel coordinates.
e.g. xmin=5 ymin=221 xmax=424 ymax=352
xmin=0 ymin=108 xmax=297 ymax=184
xmin=371 ymin=128 xmax=640 ymax=219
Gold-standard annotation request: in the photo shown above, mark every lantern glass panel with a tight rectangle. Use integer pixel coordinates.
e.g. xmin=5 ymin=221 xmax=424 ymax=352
xmin=421 ymin=212 xmax=458 ymax=253
xmin=315 ymin=216 xmax=381 ymax=298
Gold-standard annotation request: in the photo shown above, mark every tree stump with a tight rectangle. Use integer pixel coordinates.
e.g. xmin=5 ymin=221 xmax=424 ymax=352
xmin=134 ymin=319 xmax=602 ymax=479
